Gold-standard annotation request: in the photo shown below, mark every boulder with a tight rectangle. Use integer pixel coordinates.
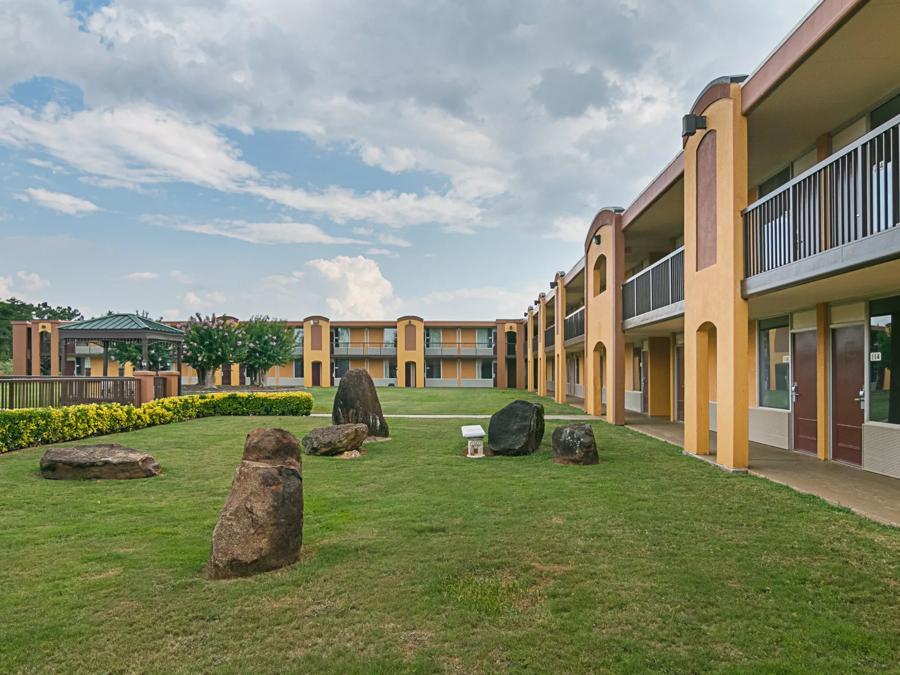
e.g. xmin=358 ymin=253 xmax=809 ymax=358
xmin=332 ymin=369 xmax=389 ymax=438
xmin=40 ymin=444 xmax=160 ymax=480
xmin=551 ymin=424 xmax=599 ymax=465
xmin=487 ymin=400 xmax=545 ymax=456
xmin=302 ymin=424 xmax=368 ymax=456
xmin=206 ymin=428 xmax=303 ymax=580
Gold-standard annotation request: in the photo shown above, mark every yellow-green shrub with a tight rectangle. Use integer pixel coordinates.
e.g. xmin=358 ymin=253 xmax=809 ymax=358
xmin=0 ymin=392 xmax=313 ymax=453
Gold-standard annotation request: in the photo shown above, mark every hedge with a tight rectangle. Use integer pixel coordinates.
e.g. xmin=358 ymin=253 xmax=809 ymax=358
xmin=0 ymin=392 xmax=313 ymax=454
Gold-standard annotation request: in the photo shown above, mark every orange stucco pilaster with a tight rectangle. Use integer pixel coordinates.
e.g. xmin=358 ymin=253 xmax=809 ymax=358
xmin=396 ymin=317 xmax=424 ymax=388
xmin=526 ymin=307 xmax=535 ymax=391
xmin=683 ymin=81 xmax=750 ymax=470
xmin=537 ymin=294 xmax=547 ymax=397
xmin=303 ymin=316 xmax=331 ymax=387
xmin=815 ymin=303 xmax=829 ymax=460
xmin=554 ymin=274 xmax=566 ymax=404
xmin=12 ymin=322 xmax=28 ymax=375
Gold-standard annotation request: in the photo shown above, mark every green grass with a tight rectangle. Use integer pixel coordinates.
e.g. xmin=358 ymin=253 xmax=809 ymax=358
xmin=1 ymin=414 xmax=898 ymax=673
xmin=309 ymin=386 xmax=585 ymax=415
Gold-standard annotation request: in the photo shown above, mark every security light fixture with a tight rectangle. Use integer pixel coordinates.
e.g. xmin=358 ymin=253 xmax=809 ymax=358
xmin=593 ymin=233 xmax=602 ymax=245
xmin=682 ymin=113 xmax=707 ymax=138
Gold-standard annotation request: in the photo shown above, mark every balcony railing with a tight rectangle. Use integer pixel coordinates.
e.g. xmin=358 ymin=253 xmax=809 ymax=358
xmin=544 ymin=326 xmax=555 ymax=349
xmin=425 ymin=342 xmax=494 ymax=357
xmin=564 ymin=307 xmax=585 ymax=342
xmin=332 ymin=341 xmax=397 ymax=356
xmin=744 ymin=114 xmax=900 ymax=278
xmin=622 ymin=247 xmax=685 ymax=322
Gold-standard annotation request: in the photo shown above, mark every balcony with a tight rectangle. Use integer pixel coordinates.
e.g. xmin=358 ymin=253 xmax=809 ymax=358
xmin=332 ymin=341 xmax=397 ymax=357
xmin=425 ymin=342 xmax=494 ymax=357
xmin=563 ymin=307 xmax=585 ymax=343
xmin=743 ymin=114 xmax=900 ymax=295
xmin=544 ymin=326 xmax=555 ymax=350
xmin=622 ymin=247 xmax=685 ymax=329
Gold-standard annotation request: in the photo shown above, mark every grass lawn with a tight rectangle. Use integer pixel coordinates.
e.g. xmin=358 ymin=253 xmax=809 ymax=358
xmin=308 ymin=386 xmax=585 ymax=415
xmin=1 ymin=413 xmax=898 ymax=672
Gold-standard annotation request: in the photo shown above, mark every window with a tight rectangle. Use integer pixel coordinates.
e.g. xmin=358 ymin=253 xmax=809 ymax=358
xmin=871 ymin=93 xmax=900 ymax=129
xmin=478 ymin=359 xmax=494 ymax=380
xmin=476 ymin=328 xmax=493 ymax=348
xmin=593 ymin=254 xmax=607 ymax=296
xmin=293 ymin=358 xmax=304 ymax=378
xmin=758 ymin=165 xmax=791 ymax=198
xmin=332 ymin=358 xmax=350 ymax=380
xmin=869 ymin=296 xmax=900 ymax=424
xmin=331 ymin=327 xmax=349 ymax=348
xmin=383 ymin=328 xmax=397 ymax=347
xmin=758 ymin=317 xmax=790 ymax=410
xmin=293 ymin=328 xmax=304 ymax=350
xmin=385 ymin=359 xmax=397 ymax=379
xmin=425 ymin=328 xmax=442 ymax=347
xmin=425 ymin=358 xmax=442 ymax=379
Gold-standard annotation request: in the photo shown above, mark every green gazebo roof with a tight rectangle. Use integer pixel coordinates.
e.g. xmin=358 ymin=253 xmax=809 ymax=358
xmin=58 ymin=313 xmax=184 ymax=341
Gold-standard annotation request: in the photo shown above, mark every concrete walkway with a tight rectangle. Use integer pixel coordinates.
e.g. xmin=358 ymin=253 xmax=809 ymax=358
xmin=310 ymin=413 xmax=601 ymax=421
xmin=624 ymin=412 xmax=900 ymax=527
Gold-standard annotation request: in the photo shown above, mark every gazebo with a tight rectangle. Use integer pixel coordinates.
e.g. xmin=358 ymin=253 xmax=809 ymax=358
xmin=58 ymin=313 xmax=185 ymax=380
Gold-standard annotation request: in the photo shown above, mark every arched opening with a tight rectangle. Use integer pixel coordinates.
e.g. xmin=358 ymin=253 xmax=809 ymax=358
xmin=695 ymin=322 xmax=718 ymax=455
xmin=404 ymin=361 xmax=417 ymax=388
xmin=311 ymin=361 xmax=322 ymax=387
xmin=592 ymin=341 xmax=607 ymax=417
xmin=593 ymin=254 xmax=607 ymax=296
xmin=505 ymin=330 xmax=517 ymax=388
xmin=39 ymin=329 xmax=52 ymax=376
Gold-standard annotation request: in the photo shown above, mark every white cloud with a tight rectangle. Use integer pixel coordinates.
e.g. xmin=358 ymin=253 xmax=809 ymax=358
xmin=365 ymin=247 xmax=394 ymax=256
xmin=164 ymin=218 xmax=365 ymax=246
xmin=26 ymin=158 xmax=67 ymax=173
xmin=168 ymin=270 xmax=193 ymax=284
xmin=16 ymin=270 xmax=49 ymax=291
xmin=544 ymin=215 xmax=589 ymax=243
xmin=15 ymin=187 xmax=99 ymax=214
xmin=305 ymin=256 xmax=400 ymax=319
xmin=377 ymin=232 xmax=412 ymax=248
xmin=183 ymin=290 xmax=226 ymax=310
xmin=125 ymin=271 xmax=159 ymax=281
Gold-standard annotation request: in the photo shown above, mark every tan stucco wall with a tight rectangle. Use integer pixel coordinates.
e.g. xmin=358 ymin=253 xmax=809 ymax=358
xmin=396 ymin=318 xmax=424 ymax=387
xmin=303 ymin=317 xmax=331 ymax=387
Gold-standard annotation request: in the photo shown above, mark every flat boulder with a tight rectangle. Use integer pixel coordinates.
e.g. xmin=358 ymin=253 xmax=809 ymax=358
xmin=332 ymin=369 xmax=389 ymax=438
xmin=552 ymin=424 xmax=599 ymax=465
xmin=40 ymin=444 xmax=160 ymax=480
xmin=206 ymin=428 xmax=303 ymax=580
xmin=302 ymin=424 xmax=368 ymax=456
xmin=487 ymin=400 xmax=545 ymax=456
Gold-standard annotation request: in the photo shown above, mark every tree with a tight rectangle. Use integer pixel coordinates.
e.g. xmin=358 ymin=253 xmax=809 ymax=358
xmin=182 ymin=314 xmax=243 ymax=386
xmin=108 ymin=341 xmax=174 ymax=372
xmin=0 ymin=297 xmax=82 ymax=360
xmin=239 ymin=316 xmax=295 ymax=386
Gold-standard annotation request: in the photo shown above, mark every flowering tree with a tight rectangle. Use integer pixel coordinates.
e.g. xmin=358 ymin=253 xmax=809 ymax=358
xmin=182 ymin=314 xmax=243 ymax=386
xmin=239 ymin=316 xmax=295 ymax=386
xmin=108 ymin=341 xmax=174 ymax=372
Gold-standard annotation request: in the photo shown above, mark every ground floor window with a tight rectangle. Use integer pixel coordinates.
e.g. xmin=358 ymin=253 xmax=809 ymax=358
xmin=477 ymin=359 xmax=493 ymax=380
xmin=758 ymin=316 xmax=790 ymax=409
xmin=332 ymin=358 xmax=350 ymax=380
xmin=869 ymin=296 xmax=900 ymax=424
xmin=425 ymin=358 xmax=441 ymax=379
xmin=384 ymin=359 xmax=397 ymax=379
xmin=293 ymin=358 xmax=304 ymax=378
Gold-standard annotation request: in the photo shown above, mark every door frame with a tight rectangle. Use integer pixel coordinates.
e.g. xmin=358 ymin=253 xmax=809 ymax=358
xmin=828 ymin=320 xmax=867 ymax=465
xmin=789 ymin=327 xmax=817 ymax=454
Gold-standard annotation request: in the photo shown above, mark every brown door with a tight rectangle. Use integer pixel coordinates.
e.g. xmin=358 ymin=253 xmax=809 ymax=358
xmin=832 ymin=326 xmax=864 ymax=465
xmin=311 ymin=361 xmax=321 ymax=387
xmin=792 ymin=331 xmax=817 ymax=453
xmin=221 ymin=364 xmax=232 ymax=386
xmin=676 ymin=345 xmax=685 ymax=422
xmin=405 ymin=361 xmax=416 ymax=388
xmin=640 ymin=350 xmax=649 ymax=414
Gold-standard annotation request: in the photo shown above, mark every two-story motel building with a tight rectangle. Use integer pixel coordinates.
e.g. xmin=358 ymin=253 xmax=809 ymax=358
xmin=524 ymin=0 xmax=900 ymax=481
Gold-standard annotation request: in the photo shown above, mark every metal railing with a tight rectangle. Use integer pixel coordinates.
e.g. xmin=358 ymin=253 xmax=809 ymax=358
xmin=622 ymin=247 xmax=685 ymax=321
xmin=564 ymin=307 xmax=585 ymax=341
xmin=332 ymin=341 xmax=397 ymax=356
xmin=0 ymin=376 xmax=140 ymax=410
xmin=744 ymin=114 xmax=900 ymax=277
xmin=424 ymin=342 xmax=495 ymax=356
xmin=544 ymin=326 xmax=555 ymax=349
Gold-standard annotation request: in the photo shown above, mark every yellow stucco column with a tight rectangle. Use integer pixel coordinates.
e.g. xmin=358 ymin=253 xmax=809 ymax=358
xmin=555 ymin=273 xmax=566 ymax=404
xmin=396 ymin=316 xmax=424 ymax=388
xmin=303 ymin=316 xmax=331 ymax=387
xmin=682 ymin=78 xmax=749 ymax=471
xmin=526 ymin=307 xmax=535 ymax=391
xmin=537 ymin=293 xmax=547 ymax=397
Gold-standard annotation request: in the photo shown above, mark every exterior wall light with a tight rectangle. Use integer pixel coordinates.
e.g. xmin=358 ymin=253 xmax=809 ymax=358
xmin=682 ymin=114 xmax=707 ymax=138
xmin=593 ymin=234 xmax=602 ymax=245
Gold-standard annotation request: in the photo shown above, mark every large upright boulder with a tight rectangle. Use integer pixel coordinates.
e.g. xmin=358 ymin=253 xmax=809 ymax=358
xmin=552 ymin=424 xmax=599 ymax=465
xmin=487 ymin=400 xmax=545 ymax=456
xmin=206 ymin=428 xmax=303 ymax=580
xmin=40 ymin=444 xmax=160 ymax=480
xmin=302 ymin=424 xmax=368 ymax=456
xmin=332 ymin=369 xmax=389 ymax=438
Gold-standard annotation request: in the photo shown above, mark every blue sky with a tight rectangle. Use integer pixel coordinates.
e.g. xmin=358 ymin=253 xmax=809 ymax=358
xmin=0 ymin=0 xmax=814 ymax=320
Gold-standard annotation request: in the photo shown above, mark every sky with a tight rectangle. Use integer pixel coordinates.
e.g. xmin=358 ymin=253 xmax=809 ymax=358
xmin=0 ymin=0 xmax=815 ymax=321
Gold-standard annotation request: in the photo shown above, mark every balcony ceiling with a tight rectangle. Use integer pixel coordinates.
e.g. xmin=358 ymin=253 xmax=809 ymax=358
xmin=623 ymin=175 xmax=684 ymax=270
xmin=747 ymin=0 xmax=900 ymax=187
xmin=563 ymin=268 xmax=585 ymax=311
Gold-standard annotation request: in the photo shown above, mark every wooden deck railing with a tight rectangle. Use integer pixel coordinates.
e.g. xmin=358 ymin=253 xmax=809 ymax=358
xmin=0 ymin=377 xmax=140 ymax=410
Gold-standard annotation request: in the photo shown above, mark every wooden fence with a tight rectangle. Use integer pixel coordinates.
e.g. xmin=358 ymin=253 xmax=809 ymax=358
xmin=0 ymin=377 xmax=140 ymax=410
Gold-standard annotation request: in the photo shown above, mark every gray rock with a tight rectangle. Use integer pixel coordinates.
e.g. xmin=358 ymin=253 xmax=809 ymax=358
xmin=552 ymin=424 xmax=599 ymax=465
xmin=206 ymin=428 xmax=303 ymax=580
xmin=40 ymin=444 xmax=160 ymax=480
xmin=332 ymin=369 xmax=389 ymax=437
xmin=487 ymin=400 xmax=545 ymax=456
xmin=302 ymin=424 xmax=368 ymax=456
